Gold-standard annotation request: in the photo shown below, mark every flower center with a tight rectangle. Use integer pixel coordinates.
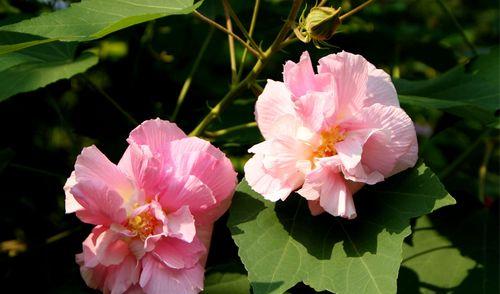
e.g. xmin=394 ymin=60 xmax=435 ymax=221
xmin=313 ymin=127 xmax=346 ymax=158
xmin=126 ymin=210 xmax=159 ymax=240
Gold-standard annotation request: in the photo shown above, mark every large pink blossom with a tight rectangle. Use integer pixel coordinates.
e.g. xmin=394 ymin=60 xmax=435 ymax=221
xmin=65 ymin=119 xmax=237 ymax=294
xmin=244 ymin=51 xmax=418 ymax=219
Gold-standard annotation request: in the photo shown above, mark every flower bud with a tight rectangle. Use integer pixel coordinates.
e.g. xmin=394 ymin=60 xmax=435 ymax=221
xmin=295 ymin=6 xmax=341 ymax=46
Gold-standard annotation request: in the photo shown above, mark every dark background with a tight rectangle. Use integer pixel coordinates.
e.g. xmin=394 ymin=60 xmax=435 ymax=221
xmin=0 ymin=0 xmax=498 ymax=293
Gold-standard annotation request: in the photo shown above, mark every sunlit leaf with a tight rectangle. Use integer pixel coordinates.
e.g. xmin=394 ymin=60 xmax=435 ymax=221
xmin=228 ymin=163 xmax=455 ymax=294
xmin=204 ymin=264 xmax=251 ymax=294
xmin=0 ymin=0 xmax=201 ymax=54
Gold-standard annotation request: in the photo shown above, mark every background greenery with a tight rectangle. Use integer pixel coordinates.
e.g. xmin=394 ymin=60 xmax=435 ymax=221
xmin=0 ymin=0 xmax=498 ymax=293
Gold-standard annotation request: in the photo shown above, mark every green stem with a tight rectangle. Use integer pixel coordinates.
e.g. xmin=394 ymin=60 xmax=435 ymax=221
xmin=439 ymin=129 xmax=490 ymax=179
xmin=237 ymin=0 xmax=260 ymax=80
xmin=222 ymin=0 xmax=238 ymax=85
xmin=82 ymin=76 xmax=138 ymax=126
xmin=193 ymin=10 xmax=263 ymax=58
xmin=171 ymin=27 xmax=214 ymax=120
xmin=205 ymin=122 xmax=258 ymax=137
xmin=436 ymin=0 xmax=478 ymax=56
xmin=339 ymin=0 xmax=374 ymax=21
xmin=223 ymin=0 xmax=261 ymax=56
xmin=189 ymin=0 xmax=304 ymax=136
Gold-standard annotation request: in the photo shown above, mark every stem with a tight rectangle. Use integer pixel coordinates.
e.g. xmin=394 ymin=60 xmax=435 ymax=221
xmin=223 ymin=0 xmax=261 ymax=56
xmin=478 ymin=140 xmax=493 ymax=202
xmin=189 ymin=0 xmax=304 ymax=136
xmin=193 ymin=11 xmax=263 ymax=58
xmin=205 ymin=122 xmax=258 ymax=137
xmin=439 ymin=129 xmax=490 ymax=179
xmin=171 ymin=27 xmax=214 ymax=121
xmin=339 ymin=0 xmax=374 ymax=21
xmin=222 ymin=1 xmax=238 ymax=85
xmin=436 ymin=0 xmax=478 ymax=56
xmin=237 ymin=0 xmax=260 ymax=80
xmin=82 ymin=76 xmax=138 ymax=126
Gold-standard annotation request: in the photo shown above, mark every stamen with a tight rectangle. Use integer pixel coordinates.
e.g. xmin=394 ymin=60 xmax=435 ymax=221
xmin=126 ymin=209 xmax=159 ymax=240
xmin=313 ymin=127 xmax=346 ymax=158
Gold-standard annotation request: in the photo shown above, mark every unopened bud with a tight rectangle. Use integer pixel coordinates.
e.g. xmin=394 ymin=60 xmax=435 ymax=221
xmin=295 ymin=6 xmax=341 ymax=47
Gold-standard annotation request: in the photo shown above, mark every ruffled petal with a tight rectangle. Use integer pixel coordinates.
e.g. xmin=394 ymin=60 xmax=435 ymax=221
xmin=64 ymin=171 xmax=83 ymax=213
xmin=318 ymin=172 xmax=357 ymax=219
xmin=166 ymin=206 xmax=196 ymax=243
xmin=95 ymin=229 xmax=130 ymax=266
xmin=295 ymin=91 xmax=337 ymax=132
xmin=140 ymin=255 xmax=204 ymax=294
xmin=75 ymin=145 xmax=134 ymax=200
xmin=152 ymin=237 xmax=205 ymax=269
xmin=71 ymin=180 xmax=127 ymax=226
xmin=127 ymin=118 xmax=186 ymax=156
xmin=255 ymin=80 xmax=297 ymax=139
xmin=284 ymin=51 xmax=333 ymax=98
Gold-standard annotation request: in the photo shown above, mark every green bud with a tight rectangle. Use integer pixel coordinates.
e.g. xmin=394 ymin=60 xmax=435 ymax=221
xmin=294 ymin=6 xmax=341 ymax=46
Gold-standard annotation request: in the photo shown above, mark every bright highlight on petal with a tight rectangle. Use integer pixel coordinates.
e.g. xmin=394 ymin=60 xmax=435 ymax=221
xmin=65 ymin=118 xmax=237 ymax=294
xmin=246 ymin=51 xmax=418 ymax=218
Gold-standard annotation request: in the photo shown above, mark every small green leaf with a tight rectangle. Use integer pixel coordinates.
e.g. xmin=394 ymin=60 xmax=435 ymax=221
xmin=0 ymin=42 xmax=98 ymax=101
xmin=395 ymin=46 xmax=500 ymax=123
xmin=0 ymin=0 xmax=201 ymax=54
xmin=228 ymin=162 xmax=455 ymax=294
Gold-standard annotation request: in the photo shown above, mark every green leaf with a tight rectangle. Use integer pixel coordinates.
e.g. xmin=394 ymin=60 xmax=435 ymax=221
xmin=395 ymin=46 xmax=500 ymax=123
xmin=204 ymin=264 xmax=251 ymax=294
xmin=228 ymin=162 xmax=455 ymax=294
xmin=0 ymin=42 xmax=98 ymax=101
xmin=399 ymin=210 xmax=499 ymax=293
xmin=0 ymin=0 xmax=201 ymax=54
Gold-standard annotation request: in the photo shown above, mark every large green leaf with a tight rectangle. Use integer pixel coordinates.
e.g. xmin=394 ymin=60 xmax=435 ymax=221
xmin=228 ymin=163 xmax=455 ymax=294
xmin=0 ymin=42 xmax=98 ymax=101
xmin=395 ymin=47 xmax=500 ymax=123
xmin=0 ymin=0 xmax=201 ymax=54
xmin=399 ymin=210 xmax=499 ymax=294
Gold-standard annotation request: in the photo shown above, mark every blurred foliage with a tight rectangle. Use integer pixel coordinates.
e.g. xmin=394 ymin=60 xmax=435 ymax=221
xmin=0 ymin=0 xmax=498 ymax=293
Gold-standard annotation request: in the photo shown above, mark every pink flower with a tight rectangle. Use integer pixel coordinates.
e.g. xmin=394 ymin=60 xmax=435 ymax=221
xmin=244 ymin=51 xmax=418 ymax=219
xmin=64 ymin=119 xmax=237 ymax=294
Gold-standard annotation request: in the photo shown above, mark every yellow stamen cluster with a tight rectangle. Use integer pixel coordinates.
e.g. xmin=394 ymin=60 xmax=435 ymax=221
xmin=126 ymin=210 xmax=159 ymax=240
xmin=313 ymin=127 xmax=346 ymax=158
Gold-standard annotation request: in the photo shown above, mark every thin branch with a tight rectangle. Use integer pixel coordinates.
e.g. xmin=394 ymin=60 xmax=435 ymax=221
xmin=205 ymin=122 xmax=258 ymax=137
xmin=237 ymin=0 xmax=260 ymax=80
xmin=223 ymin=0 xmax=261 ymax=55
xmin=339 ymin=0 xmax=374 ymax=21
xmin=222 ymin=0 xmax=238 ymax=85
xmin=436 ymin=0 xmax=478 ymax=56
xmin=171 ymin=27 xmax=214 ymax=120
xmin=193 ymin=11 xmax=263 ymax=58
xmin=82 ymin=76 xmax=138 ymax=126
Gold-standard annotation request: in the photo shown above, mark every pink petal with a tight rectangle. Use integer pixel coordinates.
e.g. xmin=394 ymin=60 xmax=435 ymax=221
xmin=255 ymin=80 xmax=297 ymax=139
xmin=152 ymin=237 xmax=205 ymax=269
xmin=366 ymin=62 xmax=399 ymax=108
xmin=166 ymin=206 xmax=196 ymax=243
xmin=158 ymin=173 xmax=216 ymax=218
xmin=127 ymin=118 xmax=186 ymax=155
xmin=140 ymin=255 xmax=204 ymax=294
xmin=295 ymin=91 xmax=337 ymax=132
xmin=319 ymin=172 xmax=357 ymax=219
xmin=283 ymin=51 xmax=333 ymax=98
xmin=71 ymin=180 xmax=127 ymax=226
xmin=344 ymin=103 xmax=418 ymax=177
xmin=95 ymin=229 xmax=130 ymax=266
xmin=307 ymin=200 xmax=325 ymax=216
xmin=166 ymin=137 xmax=237 ymax=205
xmin=75 ymin=145 xmax=134 ymax=200
xmin=317 ymin=51 xmax=369 ymax=118
xmin=64 ymin=171 xmax=83 ymax=213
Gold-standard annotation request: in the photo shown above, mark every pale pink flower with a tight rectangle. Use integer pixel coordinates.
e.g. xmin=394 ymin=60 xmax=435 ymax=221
xmin=244 ymin=51 xmax=418 ymax=219
xmin=65 ymin=119 xmax=237 ymax=294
